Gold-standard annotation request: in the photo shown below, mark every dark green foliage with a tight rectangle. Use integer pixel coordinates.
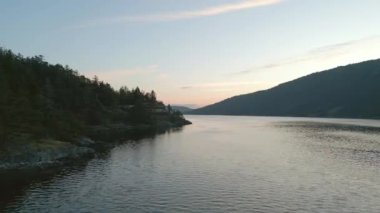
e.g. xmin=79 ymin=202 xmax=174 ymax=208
xmin=0 ymin=48 xmax=185 ymax=144
xmin=191 ymin=59 xmax=380 ymax=119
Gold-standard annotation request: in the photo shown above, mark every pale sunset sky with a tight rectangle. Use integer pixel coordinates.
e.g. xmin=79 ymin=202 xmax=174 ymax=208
xmin=1 ymin=0 xmax=380 ymax=107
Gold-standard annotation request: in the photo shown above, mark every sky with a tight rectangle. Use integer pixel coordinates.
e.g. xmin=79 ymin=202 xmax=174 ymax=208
xmin=1 ymin=0 xmax=380 ymax=107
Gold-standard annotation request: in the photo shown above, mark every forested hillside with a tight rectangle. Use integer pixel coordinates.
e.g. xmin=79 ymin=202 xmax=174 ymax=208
xmin=0 ymin=48 xmax=189 ymax=145
xmin=191 ymin=59 xmax=380 ymax=119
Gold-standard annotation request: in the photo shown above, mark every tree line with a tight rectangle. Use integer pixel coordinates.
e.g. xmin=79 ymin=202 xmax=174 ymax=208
xmin=0 ymin=48 xmax=184 ymax=143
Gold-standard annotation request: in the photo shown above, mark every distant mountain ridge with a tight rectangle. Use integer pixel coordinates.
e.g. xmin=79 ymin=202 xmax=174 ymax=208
xmin=172 ymin=105 xmax=193 ymax=113
xmin=190 ymin=59 xmax=380 ymax=119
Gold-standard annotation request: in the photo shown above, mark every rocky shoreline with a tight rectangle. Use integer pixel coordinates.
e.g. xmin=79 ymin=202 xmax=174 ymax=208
xmin=0 ymin=120 xmax=191 ymax=171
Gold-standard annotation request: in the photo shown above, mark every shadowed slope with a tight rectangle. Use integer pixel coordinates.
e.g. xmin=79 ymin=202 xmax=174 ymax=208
xmin=191 ymin=59 xmax=380 ymax=119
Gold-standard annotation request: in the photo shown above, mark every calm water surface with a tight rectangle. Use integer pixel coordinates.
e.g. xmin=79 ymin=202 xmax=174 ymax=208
xmin=3 ymin=115 xmax=380 ymax=212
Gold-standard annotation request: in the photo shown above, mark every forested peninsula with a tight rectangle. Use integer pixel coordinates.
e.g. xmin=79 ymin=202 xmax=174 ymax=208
xmin=0 ymin=48 xmax=191 ymax=170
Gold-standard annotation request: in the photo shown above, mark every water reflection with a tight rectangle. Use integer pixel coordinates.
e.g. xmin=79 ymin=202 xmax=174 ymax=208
xmin=2 ymin=116 xmax=380 ymax=213
xmin=0 ymin=127 xmax=183 ymax=211
xmin=0 ymin=162 xmax=89 ymax=210
xmin=275 ymin=121 xmax=380 ymax=167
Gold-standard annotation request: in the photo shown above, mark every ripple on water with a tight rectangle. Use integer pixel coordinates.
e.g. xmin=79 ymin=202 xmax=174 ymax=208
xmin=3 ymin=116 xmax=380 ymax=213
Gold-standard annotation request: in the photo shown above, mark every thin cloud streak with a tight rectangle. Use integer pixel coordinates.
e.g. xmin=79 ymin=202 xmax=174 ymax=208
xmin=181 ymin=81 xmax=267 ymax=90
xmin=71 ymin=0 xmax=282 ymax=29
xmin=235 ymin=35 xmax=380 ymax=75
xmin=180 ymin=86 xmax=193 ymax=90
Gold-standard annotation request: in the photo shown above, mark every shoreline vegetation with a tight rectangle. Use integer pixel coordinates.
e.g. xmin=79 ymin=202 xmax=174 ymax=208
xmin=0 ymin=48 xmax=191 ymax=171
